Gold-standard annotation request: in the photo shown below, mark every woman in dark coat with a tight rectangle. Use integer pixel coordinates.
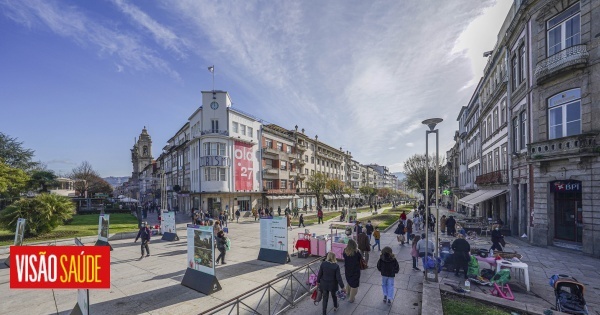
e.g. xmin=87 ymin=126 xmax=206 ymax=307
xmin=490 ymin=224 xmax=504 ymax=252
xmin=317 ymin=252 xmax=345 ymax=314
xmin=342 ymin=239 xmax=362 ymax=303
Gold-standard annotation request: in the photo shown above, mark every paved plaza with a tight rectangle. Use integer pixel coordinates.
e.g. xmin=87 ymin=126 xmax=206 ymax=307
xmin=1 ymin=208 xmax=599 ymax=314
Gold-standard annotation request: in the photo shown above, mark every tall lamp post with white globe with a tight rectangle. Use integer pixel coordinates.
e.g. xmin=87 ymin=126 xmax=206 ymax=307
xmin=422 ymin=118 xmax=443 ymax=282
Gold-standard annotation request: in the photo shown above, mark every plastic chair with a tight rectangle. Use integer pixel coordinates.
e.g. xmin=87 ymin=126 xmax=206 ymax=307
xmin=490 ymin=283 xmax=514 ymax=300
xmin=480 ymin=224 xmax=490 ymax=237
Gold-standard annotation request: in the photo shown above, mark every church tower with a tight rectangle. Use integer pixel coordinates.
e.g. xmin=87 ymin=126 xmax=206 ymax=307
xmin=131 ymin=127 xmax=153 ymax=180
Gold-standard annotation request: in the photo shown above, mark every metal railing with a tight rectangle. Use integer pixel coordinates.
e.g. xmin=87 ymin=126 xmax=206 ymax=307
xmin=534 ymin=44 xmax=589 ymax=84
xmin=201 ymin=258 xmax=323 ymax=315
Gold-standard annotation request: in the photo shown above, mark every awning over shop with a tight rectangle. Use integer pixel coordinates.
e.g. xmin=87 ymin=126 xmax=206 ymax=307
xmin=457 ymin=190 xmax=487 ymax=207
xmin=466 ymin=189 xmax=507 ymax=206
xmin=267 ymin=195 xmax=295 ymax=200
xmin=343 ymin=194 xmax=351 ymax=198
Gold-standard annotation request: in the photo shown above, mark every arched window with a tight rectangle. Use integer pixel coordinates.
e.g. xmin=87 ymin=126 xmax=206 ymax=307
xmin=548 ymin=88 xmax=581 ymax=139
xmin=143 ymin=146 xmax=148 ymax=156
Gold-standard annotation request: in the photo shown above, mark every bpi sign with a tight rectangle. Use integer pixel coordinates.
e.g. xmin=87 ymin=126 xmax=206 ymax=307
xmin=550 ymin=180 xmax=581 ymax=193
xmin=234 ymin=141 xmax=254 ymax=191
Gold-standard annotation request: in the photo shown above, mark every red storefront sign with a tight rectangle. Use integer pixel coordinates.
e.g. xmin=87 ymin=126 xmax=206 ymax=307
xmin=10 ymin=246 xmax=111 ymax=289
xmin=234 ymin=141 xmax=254 ymax=191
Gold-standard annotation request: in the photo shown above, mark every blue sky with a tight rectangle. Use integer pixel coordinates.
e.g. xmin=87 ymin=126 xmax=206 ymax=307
xmin=0 ymin=0 xmax=512 ymax=177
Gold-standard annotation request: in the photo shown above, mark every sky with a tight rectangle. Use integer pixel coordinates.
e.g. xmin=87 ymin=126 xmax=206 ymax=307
xmin=0 ymin=0 xmax=514 ymax=177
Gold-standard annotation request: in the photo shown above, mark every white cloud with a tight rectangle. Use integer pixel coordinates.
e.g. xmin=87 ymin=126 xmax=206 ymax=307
xmin=1 ymin=0 xmax=180 ymax=78
xmin=406 ymin=143 xmax=415 ymax=147
xmin=111 ymin=0 xmax=190 ymax=59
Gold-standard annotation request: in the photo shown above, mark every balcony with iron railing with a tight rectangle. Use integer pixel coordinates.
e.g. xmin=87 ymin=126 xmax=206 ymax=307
xmin=266 ymin=188 xmax=297 ymax=194
xmin=475 ymin=170 xmax=508 ymax=186
xmin=534 ymin=44 xmax=589 ymax=85
xmin=200 ymin=129 xmax=229 ymax=136
xmin=527 ymin=133 xmax=599 ymax=161
xmin=262 ymin=146 xmax=279 ymax=156
xmin=263 ymin=167 xmax=278 ymax=175
xmin=296 ymin=143 xmax=307 ymax=151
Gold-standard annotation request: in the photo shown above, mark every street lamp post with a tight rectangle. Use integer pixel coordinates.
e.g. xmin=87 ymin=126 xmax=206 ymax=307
xmin=422 ymin=118 xmax=443 ymax=282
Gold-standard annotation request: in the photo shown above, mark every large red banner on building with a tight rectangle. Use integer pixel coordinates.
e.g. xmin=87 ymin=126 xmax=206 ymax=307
xmin=234 ymin=141 xmax=254 ymax=191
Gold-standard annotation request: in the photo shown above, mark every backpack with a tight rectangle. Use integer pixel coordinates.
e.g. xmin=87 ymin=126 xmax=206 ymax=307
xmin=225 ymin=238 xmax=231 ymax=251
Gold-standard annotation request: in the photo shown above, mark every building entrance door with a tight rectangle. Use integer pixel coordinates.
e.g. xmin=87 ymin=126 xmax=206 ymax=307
xmin=554 ymin=192 xmax=582 ymax=243
xmin=208 ymin=198 xmax=221 ymax=217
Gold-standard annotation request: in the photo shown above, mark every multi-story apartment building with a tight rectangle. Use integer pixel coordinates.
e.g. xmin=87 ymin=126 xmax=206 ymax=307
xmin=456 ymin=81 xmax=482 ymax=216
xmin=261 ymin=124 xmax=303 ymax=210
xmin=474 ymin=30 xmax=511 ymax=224
xmin=453 ymin=0 xmax=600 ymax=257
xmin=526 ymin=0 xmax=599 ymax=256
xmin=187 ymin=91 xmax=263 ymax=216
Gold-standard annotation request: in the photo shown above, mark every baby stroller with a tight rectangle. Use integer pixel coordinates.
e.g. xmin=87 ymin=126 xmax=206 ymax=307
xmin=549 ymin=274 xmax=588 ymax=314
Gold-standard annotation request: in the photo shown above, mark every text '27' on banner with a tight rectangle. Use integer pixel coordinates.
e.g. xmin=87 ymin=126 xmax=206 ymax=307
xmin=234 ymin=141 xmax=254 ymax=191
xmin=10 ymin=246 xmax=110 ymax=289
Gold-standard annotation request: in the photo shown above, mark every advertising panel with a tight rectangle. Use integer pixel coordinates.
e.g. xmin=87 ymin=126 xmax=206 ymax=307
xmin=259 ymin=217 xmax=288 ymax=252
xmin=187 ymin=225 xmax=215 ymax=276
xmin=98 ymin=215 xmax=109 ymax=242
xmin=234 ymin=141 xmax=254 ymax=191
xmin=161 ymin=211 xmax=176 ymax=234
xmin=14 ymin=218 xmax=26 ymax=246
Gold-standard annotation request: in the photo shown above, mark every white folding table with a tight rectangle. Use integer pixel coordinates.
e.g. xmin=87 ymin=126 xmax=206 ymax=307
xmin=496 ymin=260 xmax=530 ymax=291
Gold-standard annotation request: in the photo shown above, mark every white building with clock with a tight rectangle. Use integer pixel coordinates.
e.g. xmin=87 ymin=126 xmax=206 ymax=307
xmin=188 ymin=90 xmax=263 ymax=216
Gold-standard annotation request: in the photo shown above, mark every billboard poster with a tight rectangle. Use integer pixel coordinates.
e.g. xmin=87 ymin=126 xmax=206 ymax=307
xmin=187 ymin=225 xmax=215 ymax=276
xmin=161 ymin=211 xmax=176 ymax=234
xmin=234 ymin=141 xmax=254 ymax=191
xmin=260 ymin=217 xmax=288 ymax=252
xmin=98 ymin=215 xmax=110 ymax=242
xmin=14 ymin=218 xmax=26 ymax=246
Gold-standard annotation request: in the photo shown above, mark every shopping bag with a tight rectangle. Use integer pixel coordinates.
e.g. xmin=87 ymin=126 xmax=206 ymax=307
xmin=359 ymin=257 xmax=368 ymax=270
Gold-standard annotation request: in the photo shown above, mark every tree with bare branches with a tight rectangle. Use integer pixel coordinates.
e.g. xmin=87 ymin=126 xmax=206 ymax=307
xmin=403 ymin=154 xmax=449 ymax=203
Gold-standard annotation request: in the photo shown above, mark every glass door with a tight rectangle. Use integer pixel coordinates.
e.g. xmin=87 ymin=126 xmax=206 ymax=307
xmin=554 ymin=192 xmax=582 ymax=242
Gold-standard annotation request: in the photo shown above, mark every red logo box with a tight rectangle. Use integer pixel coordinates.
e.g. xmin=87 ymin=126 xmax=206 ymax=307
xmin=10 ymin=246 xmax=110 ymax=289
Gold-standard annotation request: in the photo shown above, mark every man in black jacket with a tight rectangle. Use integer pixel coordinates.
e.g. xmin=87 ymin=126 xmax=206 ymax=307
xmin=451 ymin=234 xmax=471 ymax=279
xmin=446 ymin=215 xmax=457 ymax=236
xmin=365 ymin=220 xmax=374 ymax=242
xmin=134 ymin=222 xmax=151 ymax=259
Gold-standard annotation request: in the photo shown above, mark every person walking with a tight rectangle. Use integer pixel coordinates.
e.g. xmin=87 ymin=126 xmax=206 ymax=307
xmin=223 ymin=212 xmax=229 ymax=227
xmin=410 ymin=235 xmax=421 ymax=271
xmin=394 ymin=220 xmax=406 ymax=245
xmin=440 ymin=215 xmax=447 ymax=235
xmin=428 ymin=212 xmax=436 ymax=232
xmin=252 ymin=208 xmax=258 ymax=221
xmin=400 ymin=211 xmax=407 ymax=225
xmin=365 ymin=220 xmax=374 ymax=242
xmin=377 ymin=247 xmax=400 ymax=305
xmin=451 ymin=234 xmax=471 ymax=279
xmin=277 ymin=206 xmax=281 ymax=217
xmin=317 ymin=208 xmax=324 ymax=224
xmin=357 ymin=230 xmax=371 ymax=265
xmin=213 ymin=220 xmax=223 ymax=236
xmin=215 ymin=230 xmax=228 ymax=265
xmin=446 ymin=215 xmax=456 ymax=236
xmin=342 ymin=239 xmax=362 ymax=303
xmin=317 ymin=252 xmax=345 ymax=314
xmin=134 ymin=221 xmax=151 ymax=259
xmin=406 ymin=218 xmax=414 ymax=244
xmin=372 ymin=227 xmax=381 ymax=251
xmin=490 ymin=224 xmax=504 ymax=252
xmin=235 ymin=209 xmax=241 ymax=223
xmin=286 ymin=214 xmax=292 ymax=230
xmin=298 ymin=214 xmax=305 ymax=228
xmin=413 ymin=213 xmax=420 ymax=232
